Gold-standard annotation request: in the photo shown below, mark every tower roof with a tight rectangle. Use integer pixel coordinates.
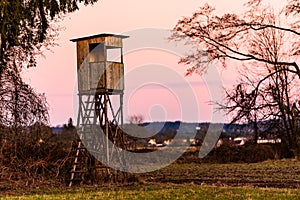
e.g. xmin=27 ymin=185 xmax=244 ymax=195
xmin=70 ymin=33 xmax=129 ymax=42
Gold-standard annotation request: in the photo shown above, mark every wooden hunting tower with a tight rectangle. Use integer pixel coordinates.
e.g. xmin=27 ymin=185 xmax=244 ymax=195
xmin=69 ymin=33 xmax=129 ymax=186
xmin=72 ymin=33 xmax=128 ymax=93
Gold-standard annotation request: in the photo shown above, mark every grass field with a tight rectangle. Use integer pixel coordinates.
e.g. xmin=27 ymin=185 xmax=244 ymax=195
xmin=1 ymin=183 xmax=300 ymax=200
xmin=1 ymin=159 xmax=299 ymax=199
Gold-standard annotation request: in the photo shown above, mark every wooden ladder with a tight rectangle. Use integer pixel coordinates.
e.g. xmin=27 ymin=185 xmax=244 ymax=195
xmin=69 ymin=94 xmax=128 ymax=186
xmin=69 ymin=95 xmax=97 ymax=186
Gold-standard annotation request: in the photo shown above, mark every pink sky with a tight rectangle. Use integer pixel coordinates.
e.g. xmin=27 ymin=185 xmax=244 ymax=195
xmin=22 ymin=0 xmax=283 ymax=125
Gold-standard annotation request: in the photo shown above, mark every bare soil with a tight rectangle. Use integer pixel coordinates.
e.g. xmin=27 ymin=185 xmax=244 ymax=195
xmin=140 ymin=159 xmax=300 ymax=188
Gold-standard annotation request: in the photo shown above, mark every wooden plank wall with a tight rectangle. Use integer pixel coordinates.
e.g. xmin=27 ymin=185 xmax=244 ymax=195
xmin=106 ymin=62 xmax=124 ymax=90
xmin=90 ymin=62 xmax=105 ymax=89
xmin=76 ymin=37 xmax=106 ymax=70
xmin=105 ymin=37 xmax=122 ymax=47
xmin=76 ymin=36 xmax=124 ymax=92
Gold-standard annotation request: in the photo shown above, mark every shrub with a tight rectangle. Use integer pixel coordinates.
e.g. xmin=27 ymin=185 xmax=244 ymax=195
xmin=0 ymin=124 xmax=75 ymax=186
xmin=203 ymin=140 xmax=276 ymax=163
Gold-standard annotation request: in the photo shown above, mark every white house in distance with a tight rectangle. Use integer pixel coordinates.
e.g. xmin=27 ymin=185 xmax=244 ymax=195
xmin=257 ymin=137 xmax=282 ymax=144
xmin=148 ymin=138 xmax=156 ymax=146
xmin=233 ymin=137 xmax=282 ymax=146
xmin=233 ymin=137 xmax=249 ymax=146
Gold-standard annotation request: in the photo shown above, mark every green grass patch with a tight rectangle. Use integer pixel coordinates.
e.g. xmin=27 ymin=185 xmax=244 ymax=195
xmin=1 ymin=183 xmax=300 ymax=200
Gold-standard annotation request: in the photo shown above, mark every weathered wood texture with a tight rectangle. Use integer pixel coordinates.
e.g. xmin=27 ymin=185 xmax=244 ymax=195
xmin=75 ymin=35 xmax=125 ymax=93
xmin=76 ymin=37 xmax=106 ymax=70
xmin=105 ymin=37 xmax=122 ymax=48
xmin=89 ymin=62 xmax=124 ymax=91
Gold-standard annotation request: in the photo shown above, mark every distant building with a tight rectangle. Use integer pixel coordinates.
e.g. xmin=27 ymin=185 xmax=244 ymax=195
xmin=233 ymin=137 xmax=249 ymax=145
xmin=148 ymin=139 xmax=156 ymax=146
xmin=257 ymin=137 xmax=281 ymax=144
xmin=232 ymin=136 xmax=282 ymax=146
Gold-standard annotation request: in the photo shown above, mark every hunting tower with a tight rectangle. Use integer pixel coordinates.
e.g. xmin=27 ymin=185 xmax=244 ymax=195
xmin=69 ymin=33 xmax=129 ymax=186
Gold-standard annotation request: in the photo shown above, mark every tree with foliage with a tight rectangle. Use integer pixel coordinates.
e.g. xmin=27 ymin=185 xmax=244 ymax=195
xmin=0 ymin=0 xmax=99 ymax=74
xmin=171 ymin=0 xmax=300 ymax=157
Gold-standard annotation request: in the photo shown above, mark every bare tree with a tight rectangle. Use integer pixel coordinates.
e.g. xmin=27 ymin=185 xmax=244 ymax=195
xmin=171 ymin=1 xmax=299 ymax=76
xmin=128 ymin=114 xmax=144 ymax=125
xmin=0 ymin=65 xmax=49 ymax=154
xmin=171 ymin=0 xmax=300 ymax=157
xmin=0 ymin=64 xmax=48 ymax=124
